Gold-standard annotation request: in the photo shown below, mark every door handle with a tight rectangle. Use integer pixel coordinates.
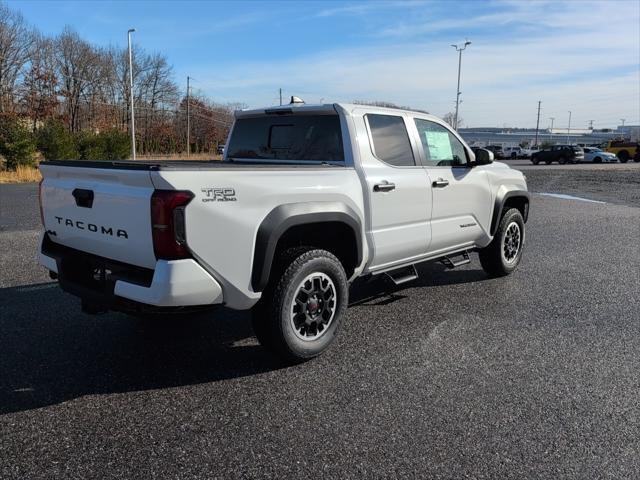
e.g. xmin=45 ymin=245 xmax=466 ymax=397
xmin=432 ymin=178 xmax=449 ymax=188
xmin=373 ymin=181 xmax=396 ymax=192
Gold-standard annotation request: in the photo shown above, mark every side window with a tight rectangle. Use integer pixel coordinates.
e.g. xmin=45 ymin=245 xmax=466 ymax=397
xmin=413 ymin=118 xmax=468 ymax=167
xmin=366 ymin=114 xmax=415 ymax=167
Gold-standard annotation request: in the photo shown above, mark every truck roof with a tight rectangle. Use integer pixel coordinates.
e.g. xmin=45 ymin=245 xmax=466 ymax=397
xmin=235 ymin=102 xmax=440 ymax=121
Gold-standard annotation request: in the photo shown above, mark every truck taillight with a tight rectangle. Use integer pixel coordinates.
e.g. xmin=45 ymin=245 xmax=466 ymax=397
xmin=150 ymin=190 xmax=194 ymax=260
xmin=38 ymin=179 xmax=45 ymax=226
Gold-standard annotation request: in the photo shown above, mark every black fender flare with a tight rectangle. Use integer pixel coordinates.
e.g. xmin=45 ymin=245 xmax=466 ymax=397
xmin=251 ymin=202 xmax=363 ymax=292
xmin=490 ymin=190 xmax=530 ymax=236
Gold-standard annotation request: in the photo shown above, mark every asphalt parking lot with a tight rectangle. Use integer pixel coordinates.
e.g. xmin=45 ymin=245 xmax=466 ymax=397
xmin=1 ymin=163 xmax=639 ymax=479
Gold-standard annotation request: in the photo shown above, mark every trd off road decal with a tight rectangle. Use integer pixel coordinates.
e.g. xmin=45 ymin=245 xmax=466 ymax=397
xmin=201 ymin=187 xmax=237 ymax=202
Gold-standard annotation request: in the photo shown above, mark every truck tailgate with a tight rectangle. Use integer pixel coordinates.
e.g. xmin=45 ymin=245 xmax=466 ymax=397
xmin=39 ymin=164 xmax=157 ymax=269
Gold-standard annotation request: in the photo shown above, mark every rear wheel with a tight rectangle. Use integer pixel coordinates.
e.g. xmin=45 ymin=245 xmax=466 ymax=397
xmin=479 ymin=208 xmax=525 ymax=277
xmin=251 ymin=247 xmax=348 ymax=363
xmin=617 ymin=150 xmax=630 ymax=163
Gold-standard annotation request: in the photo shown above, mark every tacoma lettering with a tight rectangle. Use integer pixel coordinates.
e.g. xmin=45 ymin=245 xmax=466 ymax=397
xmin=53 ymin=216 xmax=128 ymax=239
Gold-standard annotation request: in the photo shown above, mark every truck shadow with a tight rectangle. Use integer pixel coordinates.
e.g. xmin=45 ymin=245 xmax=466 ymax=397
xmin=0 ymin=262 xmax=489 ymax=415
xmin=0 ymin=283 xmax=281 ymax=415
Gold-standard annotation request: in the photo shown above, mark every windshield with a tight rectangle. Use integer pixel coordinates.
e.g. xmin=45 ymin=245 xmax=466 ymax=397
xmin=226 ymin=114 xmax=344 ymax=163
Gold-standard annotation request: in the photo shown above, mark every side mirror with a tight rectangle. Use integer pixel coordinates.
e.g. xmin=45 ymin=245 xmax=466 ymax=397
xmin=473 ymin=148 xmax=494 ymax=166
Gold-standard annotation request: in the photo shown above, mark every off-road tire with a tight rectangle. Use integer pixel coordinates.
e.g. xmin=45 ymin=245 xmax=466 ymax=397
xmin=251 ymin=247 xmax=348 ymax=363
xmin=479 ymin=208 xmax=525 ymax=277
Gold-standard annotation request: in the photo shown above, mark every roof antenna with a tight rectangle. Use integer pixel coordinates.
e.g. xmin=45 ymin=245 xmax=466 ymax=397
xmin=290 ymin=96 xmax=305 ymax=105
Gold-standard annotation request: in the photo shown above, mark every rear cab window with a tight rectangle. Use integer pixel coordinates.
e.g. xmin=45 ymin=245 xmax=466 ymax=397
xmin=365 ymin=114 xmax=415 ymax=167
xmin=226 ymin=114 xmax=344 ymax=163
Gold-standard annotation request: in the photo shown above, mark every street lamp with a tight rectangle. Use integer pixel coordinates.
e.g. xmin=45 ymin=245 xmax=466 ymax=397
xmin=451 ymin=40 xmax=471 ymax=130
xmin=566 ymin=111 xmax=572 ymax=145
xmin=127 ymin=28 xmax=136 ymax=160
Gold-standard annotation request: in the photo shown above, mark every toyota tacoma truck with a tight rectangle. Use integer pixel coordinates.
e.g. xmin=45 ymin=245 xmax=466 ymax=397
xmin=38 ymin=102 xmax=529 ymax=362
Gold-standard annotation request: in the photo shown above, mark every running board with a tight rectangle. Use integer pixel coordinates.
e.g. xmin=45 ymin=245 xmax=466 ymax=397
xmin=385 ymin=265 xmax=418 ymax=285
xmin=440 ymin=251 xmax=471 ymax=269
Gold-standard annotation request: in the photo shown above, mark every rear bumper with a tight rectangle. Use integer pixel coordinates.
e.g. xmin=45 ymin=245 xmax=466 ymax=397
xmin=39 ymin=233 xmax=223 ymax=310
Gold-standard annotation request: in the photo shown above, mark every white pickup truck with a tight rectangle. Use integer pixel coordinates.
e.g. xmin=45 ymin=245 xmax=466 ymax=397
xmin=39 ymin=102 xmax=529 ymax=362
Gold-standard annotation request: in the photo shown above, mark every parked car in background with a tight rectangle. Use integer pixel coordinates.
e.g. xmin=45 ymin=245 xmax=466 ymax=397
xmin=602 ymin=140 xmax=639 ymax=163
xmin=582 ymin=147 xmax=618 ymax=163
xmin=520 ymin=146 xmax=540 ymax=158
xmin=485 ymin=145 xmax=505 ymax=159
xmin=503 ymin=146 xmax=522 ymax=159
xmin=531 ymin=145 xmax=584 ymax=165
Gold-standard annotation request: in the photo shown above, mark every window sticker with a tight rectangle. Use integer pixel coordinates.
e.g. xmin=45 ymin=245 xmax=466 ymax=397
xmin=424 ymin=131 xmax=452 ymax=161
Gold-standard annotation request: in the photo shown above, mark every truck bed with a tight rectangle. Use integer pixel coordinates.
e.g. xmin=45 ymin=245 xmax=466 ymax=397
xmin=41 ymin=160 xmax=344 ymax=171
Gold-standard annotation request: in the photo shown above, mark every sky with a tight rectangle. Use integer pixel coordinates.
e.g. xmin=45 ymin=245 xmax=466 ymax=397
xmin=6 ymin=0 xmax=640 ymax=128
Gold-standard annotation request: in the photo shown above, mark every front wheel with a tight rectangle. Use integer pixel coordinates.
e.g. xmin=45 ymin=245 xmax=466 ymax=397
xmin=558 ymin=156 xmax=567 ymax=164
xmin=252 ymin=247 xmax=348 ymax=363
xmin=479 ymin=208 xmax=525 ymax=277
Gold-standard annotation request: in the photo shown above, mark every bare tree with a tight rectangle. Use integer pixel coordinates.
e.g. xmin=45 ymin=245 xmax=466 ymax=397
xmin=21 ymin=34 xmax=58 ymax=128
xmin=442 ymin=111 xmax=462 ymax=128
xmin=55 ymin=27 xmax=101 ymax=131
xmin=0 ymin=2 xmax=34 ymax=112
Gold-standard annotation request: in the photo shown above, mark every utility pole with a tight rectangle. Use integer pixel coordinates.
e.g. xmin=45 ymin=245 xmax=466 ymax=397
xmin=451 ymin=40 xmax=471 ymax=130
xmin=566 ymin=111 xmax=572 ymax=145
xmin=279 ymin=88 xmax=282 ymax=106
xmin=588 ymin=120 xmax=594 ymax=130
xmin=186 ymin=76 xmax=190 ymax=158
xmin=534 ymin=101 xmax=541 ymax=147
xmin=549 ymin=117 xmax=555 ymax=142
xmin=127 ymin=28 xmax=136 ymax=160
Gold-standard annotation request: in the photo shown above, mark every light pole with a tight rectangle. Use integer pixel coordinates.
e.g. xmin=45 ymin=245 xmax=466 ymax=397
xmin=127 ymin=28 xmax=136 ymax=160
xmin=451 ymin=40 xmax=471 ymax=130
xmin=549 ymin=117 xmax=555 ymax=142
xmin=566 ymin=111 xmax=572 ymax=145
xmin=186 ymin=76 xmax=190 ymax=157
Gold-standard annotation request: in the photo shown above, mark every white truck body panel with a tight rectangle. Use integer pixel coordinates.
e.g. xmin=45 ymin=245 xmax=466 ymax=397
xmin=150 ymin=167 xmax=366 ymax=309
xmin=39 ymin=164 xmax=157 ymax=269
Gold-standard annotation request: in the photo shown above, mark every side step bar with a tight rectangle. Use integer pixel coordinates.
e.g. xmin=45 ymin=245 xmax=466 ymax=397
xmin=440 ymin=251 xmax=471 ymax=269
xmin=385 ymin=265 xmax=418 ymax=286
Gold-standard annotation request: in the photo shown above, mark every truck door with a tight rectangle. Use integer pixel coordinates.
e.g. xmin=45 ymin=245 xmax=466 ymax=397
xmin=354 ymin=110 xmax=432 ymax=271
xmin=409 ymin=117 xmax=492 ymax=254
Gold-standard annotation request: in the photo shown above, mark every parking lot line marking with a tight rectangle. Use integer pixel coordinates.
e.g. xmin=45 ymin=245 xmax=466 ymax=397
xmin=537 ymin=193 xmax=606 ymax=204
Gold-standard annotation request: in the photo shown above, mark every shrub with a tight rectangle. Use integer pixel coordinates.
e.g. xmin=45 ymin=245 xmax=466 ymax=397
xmin=75 ymin=130 xmax=101 ymax=160
xmin=99 ymin=129 xmax=130 ymax=160
xmin=76 ymin=129 xmax=130 ymax=161
xmin=36 ymin=119 xmax=78 ymax=160
xmin=0 ymin=117 xmax=37 ymax=170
